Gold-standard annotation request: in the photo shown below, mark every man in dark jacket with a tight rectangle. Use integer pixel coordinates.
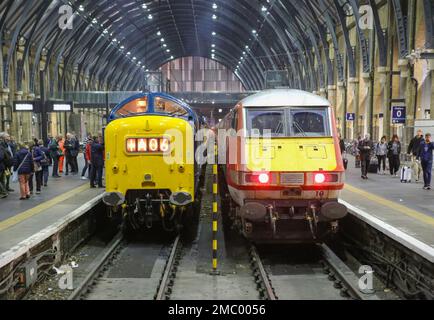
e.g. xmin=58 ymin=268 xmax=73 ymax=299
xmin=89 ymin=136 xmax=104 ymax=188
xmin=358 ymin=134 xmax=374 ymax=179
xmin=408 ymin=129 xmax=424 ymax=182
xmin=418 ymin=133 xmax=434 ymax=190
xmin=0 ymin=136 xmax=8 ymax=198
xmin=0 ymin=132 xmax=14 ymax=193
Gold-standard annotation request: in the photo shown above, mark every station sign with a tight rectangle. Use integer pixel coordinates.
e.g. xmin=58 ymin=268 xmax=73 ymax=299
xmin=13 ymin=101 xmax=40 ymax=112
xmin=392 ymin=106 xmax=406 ymax=124
xmin=46 ymin=101 xmax=74 ymax=112
xmin=346 ymin=113 xmax=355 ymax=121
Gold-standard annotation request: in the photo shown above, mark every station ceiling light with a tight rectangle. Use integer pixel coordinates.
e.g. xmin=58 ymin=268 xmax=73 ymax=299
xmin=148 ymin=14 xmax=153 ymax=20
xmin=212 ymin=31 xmax=216 ymax=36
xmin=79 ymin=5 xmax=84 ymax=11
xmin=127 ymin=51 xmax=131 ymax=55
xmin=163 ymin=43 xmax=167 ymax=47
xmin=261 ymin=5 xmax=267 ymax=12
xmin=170 ymin=55 xmax=174 ymax=59
xmin=212 ymin=3 xmax=218 ymax=10
xmin=142 ymin=4 xmax=147 ymax=9
xmin=212 ymin=14 xmax=217 ymax=20
xmin=211 ymin=44 xmax=215 ymax=48
xmin=252 ymin=30 xmax=257 ymax=34
xmin=166 ymin=49 xmax=171 ymax=53
xmin=161 ymin=38 xmax=165 ymax=42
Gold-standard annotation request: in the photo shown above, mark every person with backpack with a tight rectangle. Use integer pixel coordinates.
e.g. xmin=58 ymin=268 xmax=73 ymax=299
xmin=89 ymin=136 xmax=104 ymax=188
xmin=36 ymin=140 xmax=51 ymax=187
xmin=375 ymin=136 xmax=388 ymax=175
xmin=387 ymin=134 xmax=401 ymax=176
xmin=13 ymin=143 xmax=33 ymax=200
xmin=417 ymin=133 xmax=434 ymax=190
xmin=407 ymin=129 xmax=424 ymax=182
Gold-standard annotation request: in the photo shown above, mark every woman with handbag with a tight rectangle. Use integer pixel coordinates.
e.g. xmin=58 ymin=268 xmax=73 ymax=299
xmin=37 ymin=140 xmax=51 ymax=187
xmin=32 ymin=141 xmax=45 ymax=194
xmin=13 ymin=143 xmax=33 ymax=200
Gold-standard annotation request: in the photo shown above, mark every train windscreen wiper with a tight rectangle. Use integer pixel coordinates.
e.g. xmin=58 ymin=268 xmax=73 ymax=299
xmin=293 ymin=121 xmax=307 ymax=137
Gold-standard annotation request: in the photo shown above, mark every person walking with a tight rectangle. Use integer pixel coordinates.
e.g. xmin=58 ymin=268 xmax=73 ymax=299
xmin=13 ymin=143 xmax=33 ymax=200
xmin=89 ymin=136 xmax=104 ymax=188
xmin=81 ymin=134 xmax=93 ymax=180
xmin=387 ymin=134 xmax=401 ymax=176
xmin=418 ymin=133 xmax=434 ymax=190
xmin=37 ymin=140 xmax=51 ymax=187
xmin=375 ymin=136 xmax=388 ymax=175
xmin=358 ymin=134 xmax=374 ymax=179
xmin=49 ymin=136 xmax=62 ymax=178
xmin=407 ymin=129 xmax=424 ymax=182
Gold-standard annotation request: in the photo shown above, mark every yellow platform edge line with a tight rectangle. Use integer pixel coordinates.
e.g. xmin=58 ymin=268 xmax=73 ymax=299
xmin=0 ymin=183 xmax=90 ymax=232
xmin=344 ymin=183 xmax=434 ymax=226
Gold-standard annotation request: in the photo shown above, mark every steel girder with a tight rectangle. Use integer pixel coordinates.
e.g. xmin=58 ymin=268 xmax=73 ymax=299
xmin=423 ymin=0 xmax=434 ymax=49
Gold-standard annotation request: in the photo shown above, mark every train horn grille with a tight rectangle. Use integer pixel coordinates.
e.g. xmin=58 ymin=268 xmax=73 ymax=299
xmin=280 ymin=173 xmax=305 ymax=185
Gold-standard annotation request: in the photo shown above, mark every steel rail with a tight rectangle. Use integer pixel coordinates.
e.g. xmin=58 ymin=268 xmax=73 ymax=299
xmin=155 ymin=235 xmax=181 ymax=300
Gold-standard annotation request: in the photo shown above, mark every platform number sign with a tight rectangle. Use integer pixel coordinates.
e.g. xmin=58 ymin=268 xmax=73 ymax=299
xmin=346 ymin=113 xmax=355 ymax=121
xmin=392 ymin=106 xmax=406 ymax=124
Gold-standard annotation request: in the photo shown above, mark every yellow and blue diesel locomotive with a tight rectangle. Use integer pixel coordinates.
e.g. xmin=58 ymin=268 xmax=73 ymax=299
xmin=217 ymin=89 xmax=347 ymax=243
xmin=102 ymin=93 xmax=202 ymax=239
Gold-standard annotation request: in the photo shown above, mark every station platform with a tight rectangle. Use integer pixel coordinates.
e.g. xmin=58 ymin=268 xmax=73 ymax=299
xmin=341 ymin=155 xmax=434 ymax=260
xmin=0 ymin=172 xmax=103 ymax=256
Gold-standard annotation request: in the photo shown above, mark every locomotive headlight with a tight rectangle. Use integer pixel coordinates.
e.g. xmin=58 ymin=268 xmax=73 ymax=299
xmin=314 ymin=173 xmax=326 ymax=184
xmin=258 ymin=173 xmax=270 ymax=184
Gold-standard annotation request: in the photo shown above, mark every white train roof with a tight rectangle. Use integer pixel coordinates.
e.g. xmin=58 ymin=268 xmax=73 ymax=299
xmin=240 ymin=89 xmax=331 ymax=107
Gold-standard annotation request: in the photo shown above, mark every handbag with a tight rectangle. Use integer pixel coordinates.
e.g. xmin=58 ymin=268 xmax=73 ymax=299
xmin=12 ymin=153 xmax=29 ymax=183
xmin=33 ymin=150 xmax=42 ymax=172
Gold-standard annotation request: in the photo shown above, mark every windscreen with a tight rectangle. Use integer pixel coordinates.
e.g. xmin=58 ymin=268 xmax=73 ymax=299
xmin=245 ymin=107 xmax=330 ymax=137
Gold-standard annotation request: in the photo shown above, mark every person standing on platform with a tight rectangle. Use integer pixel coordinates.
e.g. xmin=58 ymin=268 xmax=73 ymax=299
xmin=407 ymin=129 xmax=424 ymax=182
xmin=1 ymin=133 xmax=15 ymax=193
xmin=64 ymin=133 xmax=74 ymax=175
xmin=49 ymin=136 xmax=62 ymax=178
xmin=31 ymin=141 xmax=45 ymax=194
xmin=13 ymin=143 xmax=33 ymax=200
xmin=375 ymin=136 xmax=388 ymax=175
xmin=37 ymin=140 xmax=51 ymax=187
xmin=89 ymin=136 xmax=104 ymax=188
xmin=72 ymin=133 xmax=80 ymax=175
xmin=418 ymin=133 xmax=434 ymax=190
xmin=81 ymin=134 xmax=93 ymax=180
xmin=339 ymin=133 xmax=345 ymax=154
xmin=387 ymin=134 xmax=401 ymax=176
xmin=358 ymin=134 xmax=374 ymax=180
xmin=0 ymin=135 xmax=9 ymax=198
xmin=58 ymin=136 xmax=65 ymax=175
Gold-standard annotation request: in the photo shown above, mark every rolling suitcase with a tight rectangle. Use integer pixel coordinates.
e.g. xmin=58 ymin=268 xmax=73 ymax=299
xmin=368 ymin=158 xmax=378 ymax=173
xmin=400 ymin=166 xmax=412 ymax=183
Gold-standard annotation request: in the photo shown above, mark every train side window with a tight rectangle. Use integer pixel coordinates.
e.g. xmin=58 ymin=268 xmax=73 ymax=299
xmin=115 ymin=97 xmax=148 ymax=117
xmin=154 ymin=97 xmax=187 ymax=116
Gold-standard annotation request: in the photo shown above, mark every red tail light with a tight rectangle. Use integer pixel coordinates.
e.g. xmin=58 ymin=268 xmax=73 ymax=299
xmin=243 ymin=172 xmax=271 ymax=185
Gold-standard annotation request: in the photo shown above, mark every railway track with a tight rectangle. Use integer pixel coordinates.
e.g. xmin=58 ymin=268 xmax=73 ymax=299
xmin=248 ymin=242 xmax=381 ymax=300
xmin=66 ymin=234 xmax=183 ymax=300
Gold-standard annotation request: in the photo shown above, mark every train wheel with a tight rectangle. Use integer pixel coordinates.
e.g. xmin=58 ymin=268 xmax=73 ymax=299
xmin=180 ymin=203 xmax=199 ymax=243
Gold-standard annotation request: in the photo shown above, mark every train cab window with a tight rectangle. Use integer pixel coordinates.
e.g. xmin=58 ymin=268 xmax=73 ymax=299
xmin=290 ymin=109 xmax=330 ymax=137
xmin=246 ymin=109 xmax=285 ymax=137
xmin=154 ymin=97 xmax=187 ymax=116
xmin=115 ymin=97 xmax=148 ymax=117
